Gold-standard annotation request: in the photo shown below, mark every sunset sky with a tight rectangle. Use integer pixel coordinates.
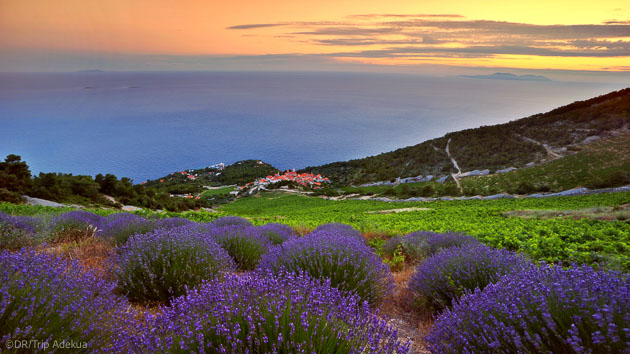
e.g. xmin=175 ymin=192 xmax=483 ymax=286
xmin=1 ymin=0 xmax=629 ymax=77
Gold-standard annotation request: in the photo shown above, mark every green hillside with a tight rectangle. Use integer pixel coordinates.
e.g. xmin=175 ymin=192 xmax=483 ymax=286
xmin=339 ymin=132 xmax=630 ymax=198
xmin=302 ymin=88 xmax=630 ymax=186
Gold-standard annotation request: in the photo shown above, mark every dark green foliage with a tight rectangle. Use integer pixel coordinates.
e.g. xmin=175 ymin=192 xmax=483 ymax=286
xmin=0 ymin=154 xmax=210 ymax=211
xmin=587 ymin=170 xmax=630 ymax=189
xmin=0 ymin=155 xmax=31 ymax=202
xmin=0 ymin=188 xmax=23 ymax=204
xmin=218 ymin=160 xmax=279 ymax=185
xmin=31 ymin=172 xmax=105 ymax=204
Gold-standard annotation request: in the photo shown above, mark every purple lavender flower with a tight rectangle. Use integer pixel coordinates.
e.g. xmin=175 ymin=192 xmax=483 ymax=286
xmin=101 ymin=212 xmax=156 ymax=245
xmin=208 ymin=225 xmax=274 ymax=270
xmin=211 ymin=215 xmax=253 ymax=228
xmin=0 ymin=248 xmax=141 ymax=352
xmin=155 ymin=217 xmax=195 ymax=229
xmin=0 ymin=212 xmax=41 ymax=249
xmin=257 ymin=222 xmax=297 ymax=245
xmin=258 ymin=228 xmax=394 ymax=305
xmin=114 ymin=225 xmax=236 ymax=303
xmin=49 ymin=210 xmax=104 ymax=242
xmin=409 ymin=244 xmax=530 ymax=311
xmin=137 ymin=271 xmax=409 ymax=353
xmin=427 ymin=263 xmax=630 ymax=353
xmin=311 ymin=223 xmax=364 ymax=241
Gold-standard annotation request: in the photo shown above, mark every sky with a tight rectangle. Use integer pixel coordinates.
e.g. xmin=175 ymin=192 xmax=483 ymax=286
xmin=1 ymin=0 xmax=630 ymax=79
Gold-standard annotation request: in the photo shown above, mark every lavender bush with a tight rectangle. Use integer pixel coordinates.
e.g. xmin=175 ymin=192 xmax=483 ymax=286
xmin=101 ymin=212 xmax=156 ymax=245
xmin=409 ymin=244 xmax=530 ymax=312
xmin=138 ymin=271 xmax=409 ymax=353
xmin=383 ymin=231 xmax=480 ymax=262
xmin=258 ymin=222 xmax=297 ymax=245
xmin=155 ymin=216 xmax=195 ymax=229
xmin=210 ymin=225 xmax=274 ymax=270
xmin=114 ymin=226 xmax=236 ymax=304
xmin=427 ymin=264 xmax=630 ymax=353
xmin=49 ymin=210 xmax=104 ymax=243
xmin=311 ymin=223 xmax=364 ymax=241
xmin=102 ymin=214 xmax=198 ymax=245
xmin=211 ymin=215 xmax=253 ymax=227
xmin=0 ymin=212 xmax=40 ymax=249
xmin=0 ymin=249 xmax=138 ymax=352
xmin=258 ymin=229 xmax=393 ymax=305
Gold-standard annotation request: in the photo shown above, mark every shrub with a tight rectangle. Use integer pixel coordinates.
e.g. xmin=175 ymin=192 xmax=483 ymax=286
xmin=102 ymin=214 xmax=198 ymax=245
xmin=382 ymin=235 xmax=405 ymax=257
xmin=210 ymin=225 xmax=273 ymax=270
xmin=427 ymin=264 xmax=630 ymax=353
xmin=101 ymin=213 xmax=156 ymax=245
xmin=211 ymin=215 xmax=252 ymax=227
xmin=311 ymin=223 xmax=364 ymax=242
xmin=138 ymin=271 xmax=410 ymax=353
xmin=383 ymin=231 xmax=480 ymax=262
xmin=0 ymin=188 xmax=24 ymax=204
xmin=0 ymin=212 xmax=40 ymax=249
xmin=384 ymin=244 xmax=406 ymax=271
xmin=0 ymin=249 xmax=137 ymax=352
xmin=114 ymin=226 xmax=235 ymax=304
xmin=49 ymin=210 xmax=103 ymax=243
xmin=258 ymin=229 xmax=393 ymax=305
xmin=257 ymin=222 xmax=297 ymax=245
xmin=409 ymin=244 xmax=529 ymax=312
xmin=155 ymin=216 xmax=195 ymax=229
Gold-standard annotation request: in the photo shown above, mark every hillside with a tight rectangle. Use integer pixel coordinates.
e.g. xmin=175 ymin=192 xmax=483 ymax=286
xmin=144 ymin=160 xmax=278 ymax=195
xmin=338 ymin=132 xmax=630 ymax=199
xmin=301 ymin=88 xmax=630 ymax=186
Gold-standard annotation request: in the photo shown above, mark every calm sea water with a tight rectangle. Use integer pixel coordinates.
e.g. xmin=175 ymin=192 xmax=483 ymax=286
xmin=0 ymin=71 xmax=625 ymax=182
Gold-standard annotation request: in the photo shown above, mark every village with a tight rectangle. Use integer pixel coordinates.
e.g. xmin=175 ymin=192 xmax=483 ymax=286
xmin=147 ymin=161 xmax=331 ymax=199
xmin=237 ymin=170 xmax=330 ymax=194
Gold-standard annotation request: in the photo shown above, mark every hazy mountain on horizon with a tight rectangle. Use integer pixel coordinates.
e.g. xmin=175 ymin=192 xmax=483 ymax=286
xmin=462 ymin=72 xmax=551 ymax=81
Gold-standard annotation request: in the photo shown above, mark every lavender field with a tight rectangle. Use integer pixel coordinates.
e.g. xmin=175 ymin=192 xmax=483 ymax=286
xmin=1 ymin=209 xmax=628 ymax=353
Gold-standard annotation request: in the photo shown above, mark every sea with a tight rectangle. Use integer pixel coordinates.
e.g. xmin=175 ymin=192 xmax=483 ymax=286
xmin=0 ymin=71 xmax=625 ymax=183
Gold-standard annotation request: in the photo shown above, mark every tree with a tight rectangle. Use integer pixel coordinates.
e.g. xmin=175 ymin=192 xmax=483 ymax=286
xmin=0 ymin=154 xmax=32 ymax=202
xmin=0 ymin=154 xmax=32 ymax=193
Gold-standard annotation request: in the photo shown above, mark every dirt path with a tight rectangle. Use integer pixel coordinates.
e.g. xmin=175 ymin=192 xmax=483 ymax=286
xmin=445 ymin=139 xmax=463 ymax=193
xmin=445 ymin=138 xmax=462 ymax=174
xmin=381 ymin=266 xmax=432 ymax=353
xmin=521 ymin=136 xmax=562 ymax=159
xmin=367 ymin=207 xmax=432 ymax=214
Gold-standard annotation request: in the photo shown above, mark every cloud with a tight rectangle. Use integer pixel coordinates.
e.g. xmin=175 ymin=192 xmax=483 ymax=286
xmin=381 ymin=20 xmax=630 ymax=39
xmin=225 ymin=14 xmax=630 ymax=65
xmin=603 ymin=65 xmax=630 ymax=71
xmin=325 ymin=45 xmax=630 ymax=58
xmin=347 ymin=14 xmax=464 ymax=19
xmin=313 ymin=38 xmax=433 ymax=46
xmin=290 ymin=27 xmax=403 ymax=36
xmin=603 ymin=20 xmax=630 ymax=24
xmin=570 ymin=39 xmax=630 ymax=50
xmin=227 ymin=23 xmax=284 ymax=30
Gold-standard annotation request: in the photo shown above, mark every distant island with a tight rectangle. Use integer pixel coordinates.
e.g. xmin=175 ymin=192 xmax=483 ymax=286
xmin=76 ymin=69 xmax=105 ymax=73
xmin=461 ymin=72 xmax=551 ymax=81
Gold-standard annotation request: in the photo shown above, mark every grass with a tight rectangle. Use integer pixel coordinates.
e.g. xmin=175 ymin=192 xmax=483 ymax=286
xmin=200 ymin=186 xmax=235 ymax=198
xmin=504 ymin=204 xmax=630 ymax=221
xmin=217 ymin=191 xmax=630 ymax=270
